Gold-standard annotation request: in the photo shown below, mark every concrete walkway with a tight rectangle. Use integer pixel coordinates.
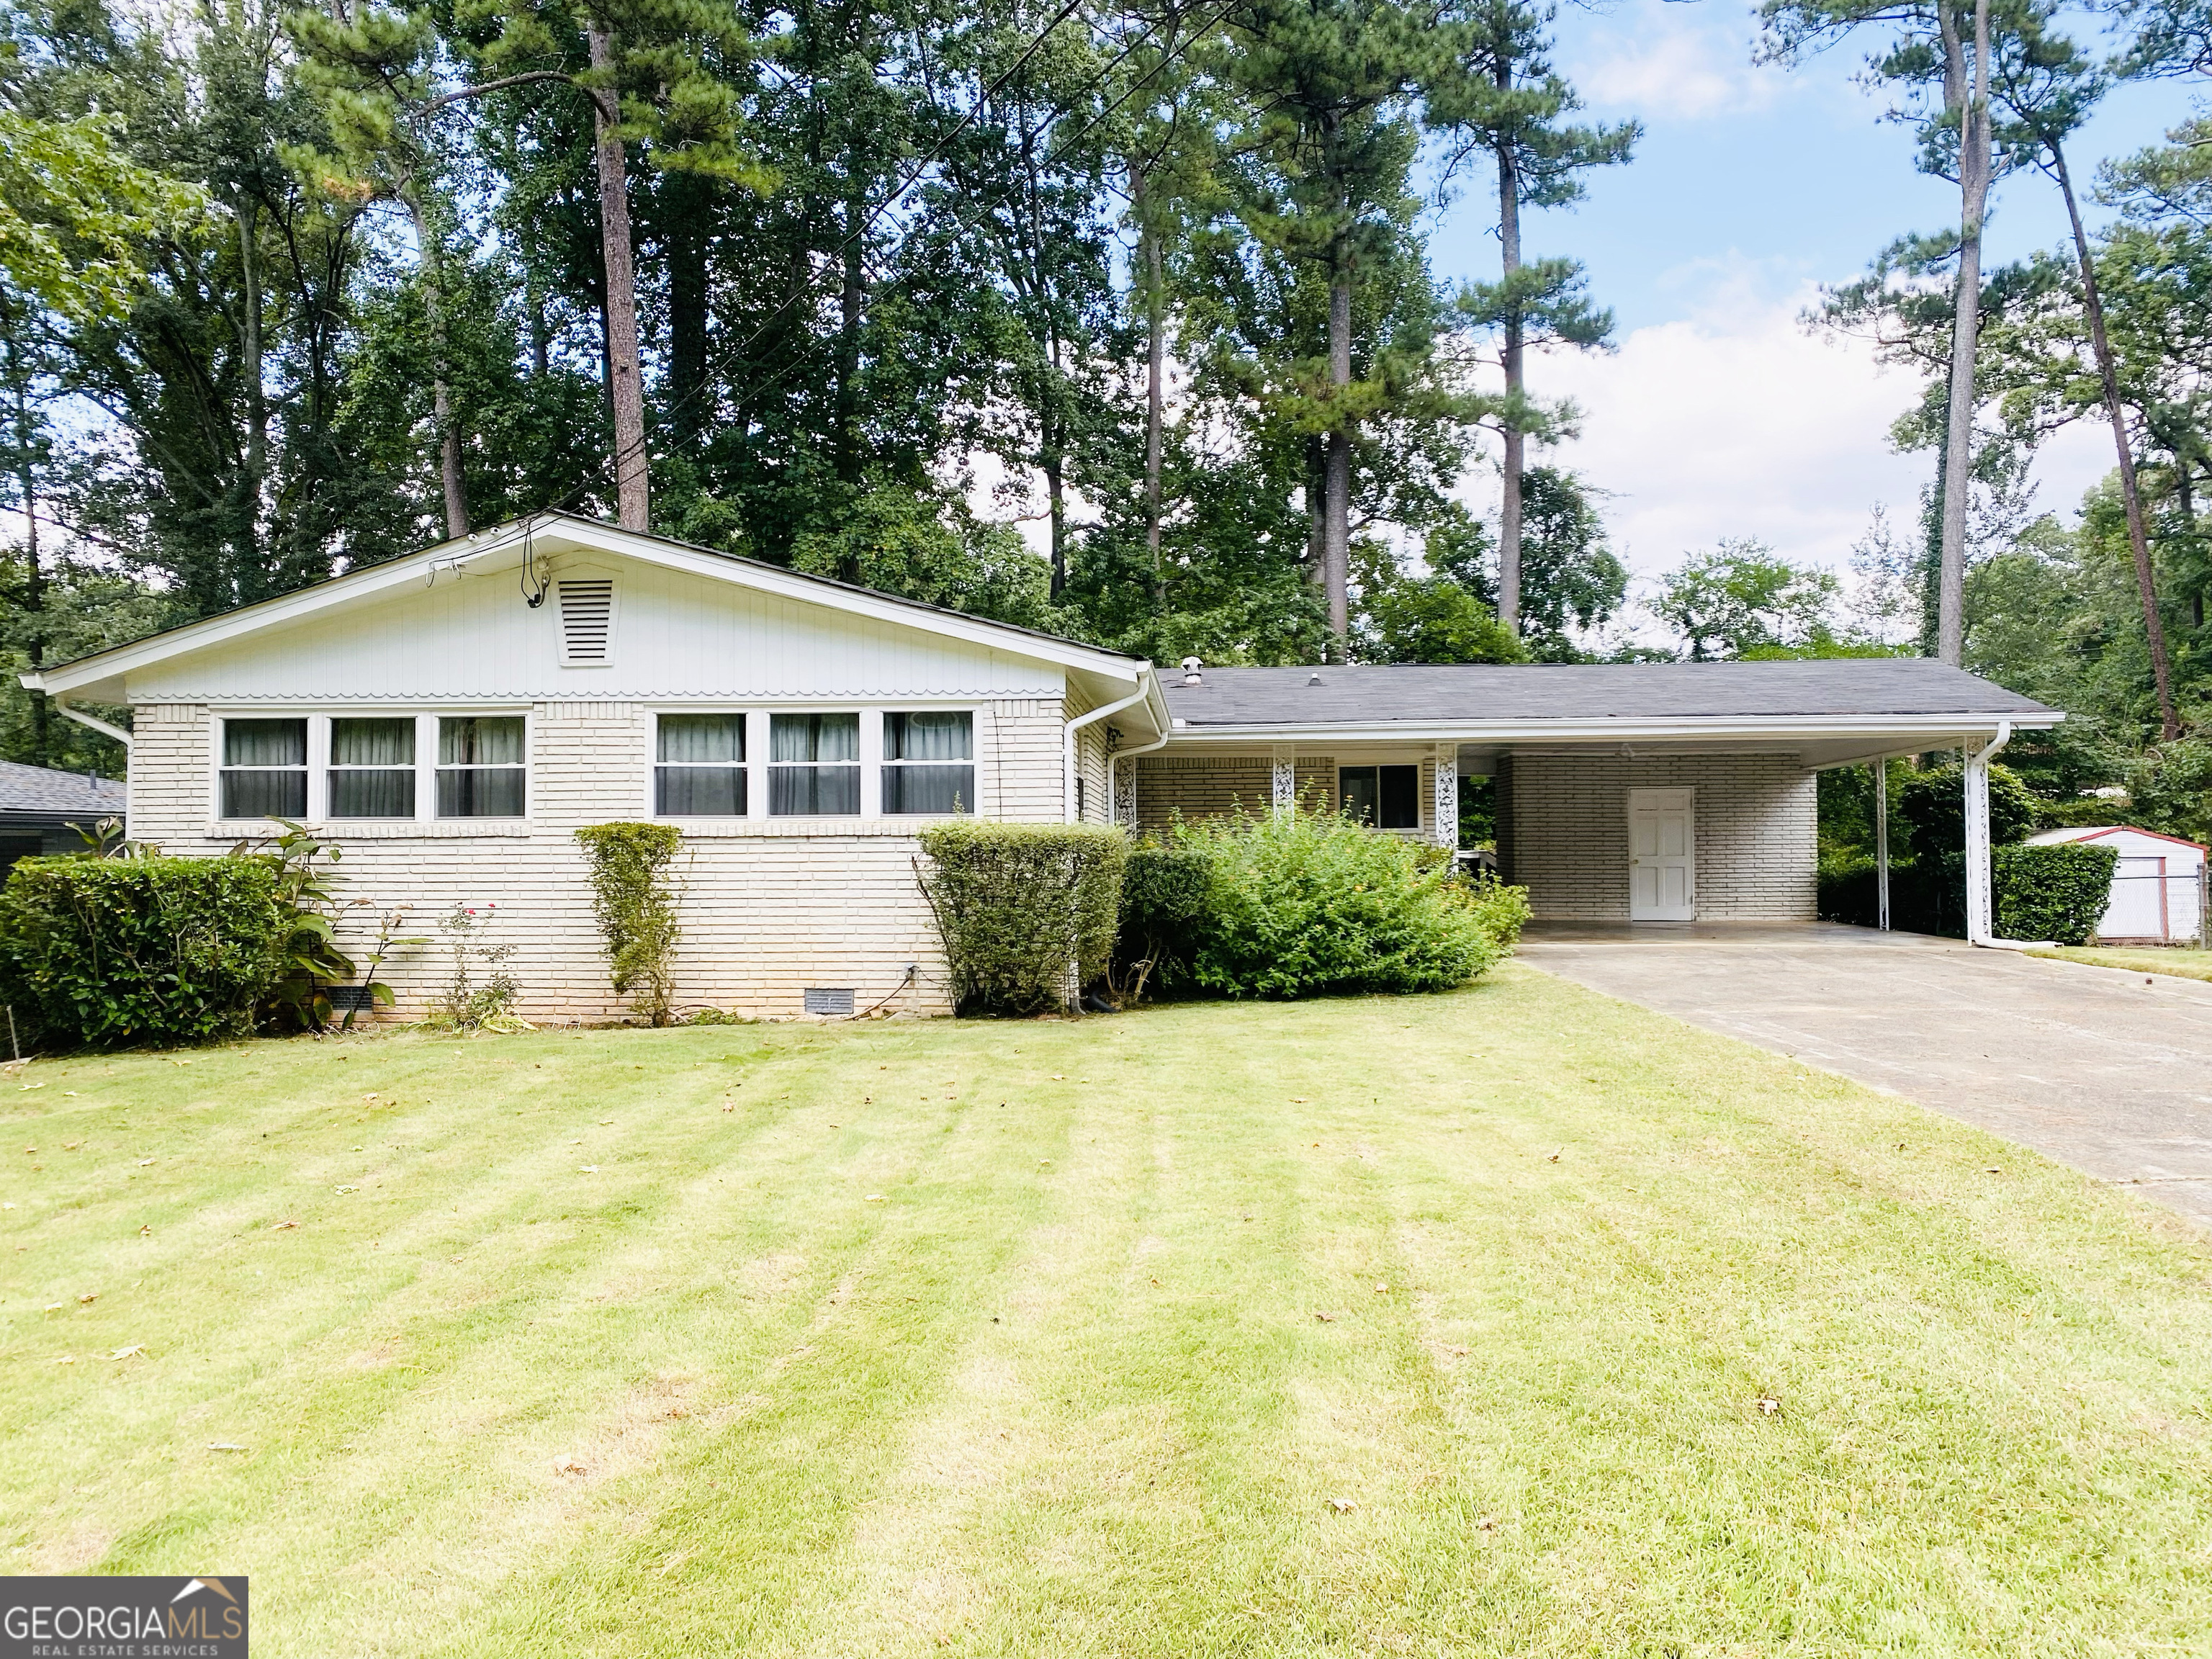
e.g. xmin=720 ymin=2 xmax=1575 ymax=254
xmin=1516 ymin=921 xmax=2212 ymax=1228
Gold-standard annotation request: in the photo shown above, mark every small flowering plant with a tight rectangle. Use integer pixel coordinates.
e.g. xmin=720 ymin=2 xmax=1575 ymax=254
xmin=428 ymin=902 xmax=526 ymax=1032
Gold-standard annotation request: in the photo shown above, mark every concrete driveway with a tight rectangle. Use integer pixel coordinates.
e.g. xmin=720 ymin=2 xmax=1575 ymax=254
xmin=1516 ymin=922 xmax=2212 ymax=1228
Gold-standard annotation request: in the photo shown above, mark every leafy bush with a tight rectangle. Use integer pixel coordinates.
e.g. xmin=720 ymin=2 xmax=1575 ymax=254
xmin=1896 ymin=763 xmax=2036 ymax=857
xmin=1994 ymin=842 xmax=2118 ymax=945
xmin=427 ymin=902 xmax=523 ymax=1032
xmin=2128 ymin=737 xmax=2212 ymax=846
xmin=0 ymin=855 xmax=290 ymax=1048
xmin=917 ymin=822 xmax=1129 ymax=1014
xmin=1173 ymin=805 xmax=1521 ymax=999
xmin=576 ymin=822 xmax=684 ymax=1025
xmin=1113 ymin=842 xmax=1213 ymax=997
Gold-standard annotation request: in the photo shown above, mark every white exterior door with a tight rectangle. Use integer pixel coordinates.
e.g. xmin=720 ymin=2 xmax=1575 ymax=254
xmin=1628 ymin=788 xmax=1696 ymax=921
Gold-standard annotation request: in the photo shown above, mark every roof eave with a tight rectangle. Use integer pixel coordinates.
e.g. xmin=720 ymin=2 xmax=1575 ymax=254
xmin=1161 ymin=711 xmax=2063 ymax=744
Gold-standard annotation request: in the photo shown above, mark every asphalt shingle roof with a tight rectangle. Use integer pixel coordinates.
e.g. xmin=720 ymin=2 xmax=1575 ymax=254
xmin=0 ymin=760 xmax=127 ymax=817
xmin=1162 ymin=659 xmax=2057 ymax=727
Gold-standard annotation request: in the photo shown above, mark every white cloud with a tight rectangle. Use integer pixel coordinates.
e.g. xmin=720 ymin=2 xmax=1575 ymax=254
xmin=1508 ymin=265 xmax=2115 ymax=580
xmin=1567 ymin=9 xmax=1788 ymax=122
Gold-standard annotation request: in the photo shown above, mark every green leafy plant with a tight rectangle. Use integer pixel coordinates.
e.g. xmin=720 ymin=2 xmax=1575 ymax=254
xmin=575 ymin=822 xmax=685 ymax=1026
xmin=428 ymin=903 xmax=523 ymax=1033
xmin=1112 ymin=842 xmax=1213 ymax=1000
xmin=0 ymin=856 xmax=290 ymax=1048
xmin=1896 ymin=763 xmax=2038 ymax=858
xmin=1170 ymin=804 xmax=1524 ymax=999
xmin=917 ymin=822 xmax=1129 ymax=1014
xmin=343 ymin=906 xmax=426 ymax=1032
xmin=1995 ymin=842 xmax=2121 ymax=945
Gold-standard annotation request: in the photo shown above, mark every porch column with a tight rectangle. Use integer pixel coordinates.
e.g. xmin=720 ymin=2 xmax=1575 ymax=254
xmin=1272 ymin=746 xmax=1296 ymax=814
xmin=1433 ymin=744 xmax=1459 ymax=850
xmin=1874 ymin=759 xmax=1890 ymax=931
xmin=1963 ymin=728 xmax=2009 ymax=943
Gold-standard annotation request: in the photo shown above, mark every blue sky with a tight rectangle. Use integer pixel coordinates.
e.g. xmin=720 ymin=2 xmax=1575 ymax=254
xmin=1419 ymin=1 xmax=2207 ymax=590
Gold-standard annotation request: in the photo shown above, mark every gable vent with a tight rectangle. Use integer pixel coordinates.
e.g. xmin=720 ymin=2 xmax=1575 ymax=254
xmin=558 ymin=578 xmax=615 ymax=665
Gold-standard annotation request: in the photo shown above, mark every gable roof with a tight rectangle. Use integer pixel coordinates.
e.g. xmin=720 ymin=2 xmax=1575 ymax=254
xmin=24 ymin=513 xmax=1148 ymax=703
xmin=0 ymin=760 xmax=127 ymax=820
xmin=2029 ymin=824 xmax=2209 ymax=855
xmin=1164 ymin=660 xmax=2059 ymax=730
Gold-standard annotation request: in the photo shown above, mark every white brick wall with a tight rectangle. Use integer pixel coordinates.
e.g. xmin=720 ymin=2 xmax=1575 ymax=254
xmin=126 ymin=697 xmax=1078 ymax=1021
xmin=1501 ymin=752 xmax=1816 ymax=920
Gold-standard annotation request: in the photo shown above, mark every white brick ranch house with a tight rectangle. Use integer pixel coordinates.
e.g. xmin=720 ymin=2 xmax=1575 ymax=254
xmin=21 ymin=514 xmax=2061 ymax=1019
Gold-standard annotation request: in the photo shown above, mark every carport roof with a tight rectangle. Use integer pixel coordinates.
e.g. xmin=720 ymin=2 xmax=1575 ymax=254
xmin=1163 ymin=659 xmax=2056 ymax=729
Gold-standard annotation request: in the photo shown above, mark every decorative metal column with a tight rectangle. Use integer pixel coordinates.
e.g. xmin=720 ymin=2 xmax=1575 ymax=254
xmin=1272 ymin=747 xmax=1297 ymax=814
xmin=1434 ymin=745 xmax=1459 ymax=850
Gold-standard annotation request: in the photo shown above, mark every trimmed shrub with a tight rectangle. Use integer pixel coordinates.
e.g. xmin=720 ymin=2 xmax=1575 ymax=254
xmin=577 ymin=822 xmax=684 ymax=1025
xmin=1896 ymin=762 xmax=2036 ymax=857
xmin=917 ymin=822 xmax=1129 ymax=1014
xmin=1994 ymin=841 xmax=2118 ymax=945
xmin=1114 ymin=842 xmax=1213 ymax=997
xmin=1175 ymin=805 xmax=1521 ymax=999
xmin=0 ymin=856 xmax=289 ymax=1048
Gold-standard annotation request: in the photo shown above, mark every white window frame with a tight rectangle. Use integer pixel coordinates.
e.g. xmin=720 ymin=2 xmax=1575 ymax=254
xmin=214 ymin=714 xmax=310 ymax=824
xmin=880 ymin=709 xmax=979 ymax=818
xmin=1336 ymin=760 xmax=1425 ymax=832
xmin=764 ymin=709 xmax=865 ymax=819
xmin=210 ymin=709 xmax=531 ymax=828
xmin=649 ymin=710 xmax=750 ymax=819
xmin=435 ymin=712 xmax=530 ymax=819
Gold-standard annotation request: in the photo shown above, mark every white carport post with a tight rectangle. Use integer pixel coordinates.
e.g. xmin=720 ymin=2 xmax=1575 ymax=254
xmin=1272 ymin=746 xmax=1296 ymax=814
xmin=1963 ymin=721 xmax=2016 ymax=947
xmin=1874 ymin=760 xmax=1890 ymax=931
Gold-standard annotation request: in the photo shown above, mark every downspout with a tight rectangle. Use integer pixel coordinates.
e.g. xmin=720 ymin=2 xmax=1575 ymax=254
xmin=1964 ymin=720 xmax=2052 ymax=950
xmin=37 ymin=688 xmax=134 ymax=752
xmin=1064 ymin=673 xmax=1154 ymax=824
xmin=1874 ymin=759 xmax=1889 ymax=932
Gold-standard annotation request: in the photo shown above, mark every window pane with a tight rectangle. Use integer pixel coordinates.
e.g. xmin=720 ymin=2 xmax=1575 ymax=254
xmin=770 ymin=712 xmax=857 ymax=763
xmin=328 ymin=769 xmax=415 ymax=819
xmin=440 ymin=716 xmax=524 ymax=766
xmin=769 ymin=764 xmax=859 ymax=816
xmin=331 ymin=717 xmax=413 ymax=767
xmin=224 ymin=719 xmax=305 ymax=768
xmin=659 ymin=714 xmax=742 ymax=764
xmin=437 ymin=767 xmax=525 ymax=817
xmin=1340 ymin=768 xmax=1377 ymax=824
xmin=884 ymin=763 xmax=974 ymax=815
xmin=885 ymin=711 xmax=972 ymax=761
xmin=657 ymin=765 xmax=745 ymax=816
xmin=1379 ymin=765 xmax=1420 ymax=830
xmin=222 ymin=768 xmax=306 ymax=819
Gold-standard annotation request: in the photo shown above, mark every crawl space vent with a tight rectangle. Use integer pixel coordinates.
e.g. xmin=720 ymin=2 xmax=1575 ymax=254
xmin=558 ymin=577 xmax=615 ymax=664
xmin=803 ymin=987 xmax=855 ymax=1016
xmin=325 ymin=984 xmax=378 ymax=1012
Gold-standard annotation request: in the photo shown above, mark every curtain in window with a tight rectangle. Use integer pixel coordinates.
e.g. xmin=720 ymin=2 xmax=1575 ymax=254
xmin=224 ymin=719 xmax=305 ymax=767
xmin=769 ymin=765 xmax=858 ymax=815
xmin=222 ymin=770 xmax=306 ymax=819
xmin=770 ymin=712 xmax=857 ymax=762
xmin=437 ymin=769 xmax=525 ymax=817
xmin=883 ymin=765 xmax=973 ymax=814
xmin=885 ymin=711 xmax=971 ymax=760
xmin=440 ymin=716 xmax=523 ymax=765
xmin=330 ymin=770 xmax=415 ymax=818
xmin=659 ymin=714 xmax=742 ymax=763
xmin=331 ymin=717 xmax=413 ymax=767
xmin=657 ymin=768 xmax=745 ymax=815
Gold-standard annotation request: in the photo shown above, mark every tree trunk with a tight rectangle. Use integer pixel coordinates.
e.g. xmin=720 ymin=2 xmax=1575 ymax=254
xmin=2 ymin=297 xmax=47 ymax=765
xmin=238 ymin=197 xmax=268 ymax=606
xmin=667 ymin=172 xmax=713 ymax=451
xmin=1136 ymin=165 xmax=1166 ymax=608
xmin=2049 ymin=142 xmax=2182 ymax=739
xmin=835 ymin=175 xmax=864 ymax=486
xmin=405 ymin=191 xmax=469 ymax=539
xmin=1495 ymin=121 xmax=1523 ymax=636
xmin=1936 ymin=0 xmax=1990 ymax=666
xmin=589 ymin=27 xmax=650 ymax=532
xmin=1325 ymin=261 xmax=1352 ymax=652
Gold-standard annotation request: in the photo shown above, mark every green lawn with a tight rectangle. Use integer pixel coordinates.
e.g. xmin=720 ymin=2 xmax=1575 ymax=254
xmin=6 ymin=966 xmax=2212 ymax=1656
xmin=2029 ymin=944 xmax=2212 ymax=984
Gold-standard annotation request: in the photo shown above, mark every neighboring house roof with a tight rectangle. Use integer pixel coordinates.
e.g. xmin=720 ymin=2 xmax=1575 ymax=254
xmin=2028 ymin=825 xmax=2210 ymax=856
xmin=1164 ymin=660 xmax=2058 ymax=729
xmin=22 ymin=512 xmax=1152 ymax=706
xmin=0 ymin=760 xmax=126 ymax=822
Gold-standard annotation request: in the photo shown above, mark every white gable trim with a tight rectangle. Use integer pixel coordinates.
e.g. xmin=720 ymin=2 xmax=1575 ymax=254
xmin=24 ymin=513 xmax=1149 ymax=698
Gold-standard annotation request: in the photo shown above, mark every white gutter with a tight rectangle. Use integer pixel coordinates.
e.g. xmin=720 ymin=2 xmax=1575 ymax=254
xmin=1064 ymin=674 xmax=1155 ymax=824
xmin=40 ymin=690 xmax=133 ymax=752
xmin=1964 ymin=720 xmax=2052 ymax=951
xmin=1158 ymin=713 xmax=2059 ymax=747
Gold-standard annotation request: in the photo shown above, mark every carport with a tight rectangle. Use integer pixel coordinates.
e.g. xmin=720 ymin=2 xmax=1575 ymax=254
xmin=1123 ymin=658 xmax=2060 ymax=940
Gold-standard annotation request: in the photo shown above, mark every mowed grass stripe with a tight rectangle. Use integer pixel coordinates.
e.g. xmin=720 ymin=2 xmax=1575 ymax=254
xmin=6 ymin=970 xmax=2212 ymax=1655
